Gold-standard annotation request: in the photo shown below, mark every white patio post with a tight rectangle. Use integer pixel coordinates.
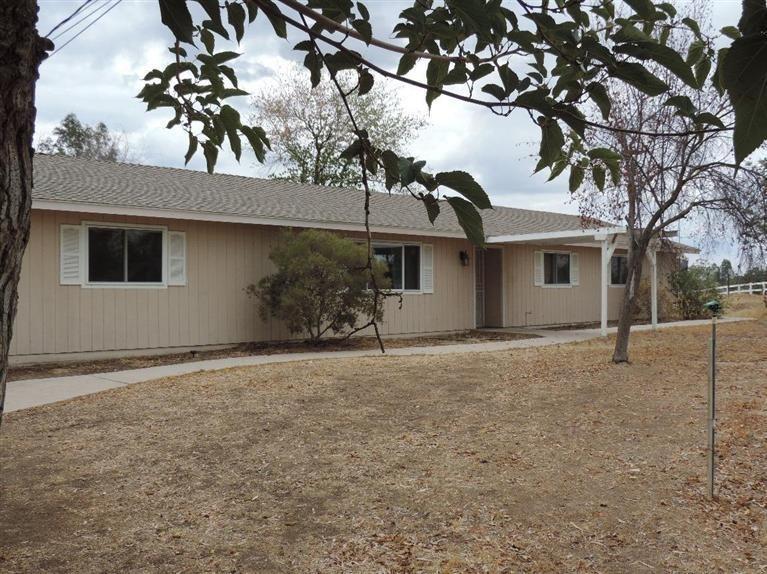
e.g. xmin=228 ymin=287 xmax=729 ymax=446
xmin=649 ymin=248 xmax=658 ymax=330
xmin=601 ymin=238 xmax=609 ymax=337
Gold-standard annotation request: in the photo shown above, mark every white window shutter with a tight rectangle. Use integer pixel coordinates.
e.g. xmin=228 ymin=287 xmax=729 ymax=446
xmin=570 ymin=252 xmax=580 ymax=285
xmin=168 ymin=231 xmax=187 ymax=286
xmin=534 ymin=251 xmax=544 ymax=286
xmin=421 ymin=244 xmax=434 ymax=293
xmin=60 ymin=224 xmax=82 ymax=285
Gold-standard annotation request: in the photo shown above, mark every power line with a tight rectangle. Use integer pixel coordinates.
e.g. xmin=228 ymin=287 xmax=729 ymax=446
xmin=44 ymin=0 xmax=97 ymax=38
xmin=48 ymin=0 xmax=124 ymax=59
xmin=50 ymin=0 xmax=110 ymax=42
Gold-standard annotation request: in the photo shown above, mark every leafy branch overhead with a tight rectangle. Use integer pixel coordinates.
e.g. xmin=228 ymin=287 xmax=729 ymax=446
xmin=144 ymin=0 xmax=767 ymax=246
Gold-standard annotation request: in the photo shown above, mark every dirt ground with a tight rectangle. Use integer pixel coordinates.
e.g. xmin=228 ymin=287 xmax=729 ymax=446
xmin=1 ymin=298 xmax=765 ymax=573
xmin=7 ymin=330 xmax=537 ymax=382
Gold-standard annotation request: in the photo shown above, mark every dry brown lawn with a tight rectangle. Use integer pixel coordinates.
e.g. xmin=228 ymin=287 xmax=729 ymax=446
xmin=1 ymin=307 xmax=766 ymax=572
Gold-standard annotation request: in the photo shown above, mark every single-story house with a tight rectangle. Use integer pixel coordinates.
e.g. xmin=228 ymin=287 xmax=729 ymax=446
xmin=9 ymin=154 xmax=695 ymax=364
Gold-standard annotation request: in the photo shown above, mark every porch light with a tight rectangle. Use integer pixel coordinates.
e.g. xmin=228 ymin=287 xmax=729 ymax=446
xmin=459 ymin=250 xmax=470 ymax=266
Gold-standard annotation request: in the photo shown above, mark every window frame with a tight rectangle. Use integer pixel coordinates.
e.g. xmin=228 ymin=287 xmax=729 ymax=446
xmin=371 ymin=241 xmax=424 ymax=293
xmin=610 ymin=254 xmax=629 ymax=287
xmin=82 ymin=221 xmax=169 ymax=289
xmin=542 ymin=250 xmax=572 ymax=287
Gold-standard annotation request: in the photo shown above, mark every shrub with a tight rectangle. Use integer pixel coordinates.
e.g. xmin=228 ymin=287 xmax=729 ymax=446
xmin=247 ymin=230 xmax=390 ymax=342
xmin=669 ymin=266 xmax=721 ymax=320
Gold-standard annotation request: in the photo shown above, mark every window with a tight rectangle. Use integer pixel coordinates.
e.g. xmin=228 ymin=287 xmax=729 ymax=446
xmin=611 ymin=255 xmax=628 ymax=285
xmin=544 ymin=252 xmax=570 ymax=285
xmin=373 ymin=244 xmax=421 ymax=291
xmin=88 ymin=226 xmax=164 ymax=284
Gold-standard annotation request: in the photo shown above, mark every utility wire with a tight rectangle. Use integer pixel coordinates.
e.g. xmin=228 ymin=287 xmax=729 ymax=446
xmin=50 ymin=0 xmax=110 ymax=42
xmin=44 ymin=0 xmax=97 ymax=38
xmin=48 ymin=0 xmax=124 ymax=59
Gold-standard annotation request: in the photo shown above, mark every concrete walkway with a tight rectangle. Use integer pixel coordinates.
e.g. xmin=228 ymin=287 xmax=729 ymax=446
xmin=5 ymin=317 xmax=745 ymax=413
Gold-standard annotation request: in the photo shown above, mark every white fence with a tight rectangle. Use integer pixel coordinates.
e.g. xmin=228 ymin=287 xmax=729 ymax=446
xmin=717 ymin=281 xmax=767 ymax=295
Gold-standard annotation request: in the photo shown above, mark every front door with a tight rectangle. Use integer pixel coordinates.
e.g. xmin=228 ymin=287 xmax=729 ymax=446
xmin=475 ymin=247 xmax=503 ymax=328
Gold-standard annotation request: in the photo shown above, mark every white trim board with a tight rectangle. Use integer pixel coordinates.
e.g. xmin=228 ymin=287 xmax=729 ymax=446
xmin=33 ymin=200 xmax=467 ymax=239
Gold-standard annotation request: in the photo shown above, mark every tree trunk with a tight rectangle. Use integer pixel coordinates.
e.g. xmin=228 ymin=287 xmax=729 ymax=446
xmin=612 ymin=236 xmax=648 ymax=363
xmin=0 ymin=2 xmax=51 ymax=425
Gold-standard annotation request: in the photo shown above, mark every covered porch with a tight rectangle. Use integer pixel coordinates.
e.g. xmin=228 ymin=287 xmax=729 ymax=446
xmin=479 ymin=227 xmax=693 ymax=335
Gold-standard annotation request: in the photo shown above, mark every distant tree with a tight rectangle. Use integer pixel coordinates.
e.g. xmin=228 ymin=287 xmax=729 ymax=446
xmin=37 ymin=113 xmax=133 ymax=162
xmin=669 ymin=265 xmax=720 ymax=319
xmin=250 ymin=64 xmax=425 ymax=190
xmin=720 ymin=259 xmax=734 ymax=286
xmin=248 ymin=230 xmax=390 ymax=343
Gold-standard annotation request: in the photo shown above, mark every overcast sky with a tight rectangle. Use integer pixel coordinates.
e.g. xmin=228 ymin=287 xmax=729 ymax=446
xmin=35 ymin=0 xmax=748 ymax=265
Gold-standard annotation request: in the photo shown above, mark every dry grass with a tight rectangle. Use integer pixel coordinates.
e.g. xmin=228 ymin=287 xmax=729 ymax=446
xmin=7 ymin=330 xmax=536 ymax=382
xmin=1 ymin=317 xmax=766 ymax=572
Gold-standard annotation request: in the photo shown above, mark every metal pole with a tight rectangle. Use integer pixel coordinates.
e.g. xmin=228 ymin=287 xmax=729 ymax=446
xmin=707 ymin=315 xmax=717 ymax=499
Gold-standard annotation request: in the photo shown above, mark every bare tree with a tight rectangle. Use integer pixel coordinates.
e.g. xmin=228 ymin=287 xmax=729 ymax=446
xmin=572 ymin=7 xmax=763 ymax=362
xmin=250 ymin=64 xmax=425 ymax=190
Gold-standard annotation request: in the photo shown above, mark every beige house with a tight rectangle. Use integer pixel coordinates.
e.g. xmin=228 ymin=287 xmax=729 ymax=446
xmin=9 ymin=155 xmax=693 ymax=364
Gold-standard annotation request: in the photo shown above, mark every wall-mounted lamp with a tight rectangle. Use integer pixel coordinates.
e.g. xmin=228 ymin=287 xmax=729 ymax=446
xmin=459 ymin=250 xmax=470 ymax=267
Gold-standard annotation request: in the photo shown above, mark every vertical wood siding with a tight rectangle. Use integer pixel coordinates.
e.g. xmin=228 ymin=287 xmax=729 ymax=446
xmin=502 ymin=244 xmax=625 ymax=327
xmin=10 ymin=211 xmax=475 ymax=357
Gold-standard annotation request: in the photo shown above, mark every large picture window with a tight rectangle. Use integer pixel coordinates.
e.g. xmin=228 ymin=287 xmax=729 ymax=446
xmin=373 ymin=244 xmax=421 ymax=291
xmin=88 ymin=226 xmax=164 ymax=284
xmin=611 ymin=255 xmax=628 ymax=285
xmin=544 ymin=252 xmax=570 ymax=285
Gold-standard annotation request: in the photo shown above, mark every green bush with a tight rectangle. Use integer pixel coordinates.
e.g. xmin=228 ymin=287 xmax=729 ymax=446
xmin=669 ymin=266 xmax=721 ymax=320
xmin=247 ymin=230 xmax=390 ymax=342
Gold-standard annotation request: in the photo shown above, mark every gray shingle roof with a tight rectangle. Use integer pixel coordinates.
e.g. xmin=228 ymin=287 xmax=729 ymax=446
xmin=33 ymin=154 xmax=600 ymax=237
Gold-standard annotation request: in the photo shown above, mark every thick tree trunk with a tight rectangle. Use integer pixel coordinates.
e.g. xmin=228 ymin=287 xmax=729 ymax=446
xmin=0 ymin=2 xmax=51 ymax=425
xmin=612 ymin=236 xmax=648 ymax=363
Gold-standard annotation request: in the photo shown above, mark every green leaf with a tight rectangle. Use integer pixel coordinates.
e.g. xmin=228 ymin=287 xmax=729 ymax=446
xmin=536 ymin=119 xmax=565 ymax=172
xmin=435 ymin=171 xmax=491 ymax=209
xmin=200 ymin=28 xmax=215 ymax=53
xmin=695 ymin=57 xmax=712 ymax=88
xmin=425 ymin=59 xmax=449 ymax=108
xmin=656 ymin=3 xmax=677 ymax=18
xmin=397 ymin=53 xmax=417 ymax=76
xmin=694 ymin=112 xmax=726 ymax=129
xmin=614 ymin=42 xmax=698 ymax=88
xmin=682 ymin=17 xmax=702 ymax=38
xmin=720 ymin=26 xmax=741 ymax=40
xmin=481 ymin=83 xmax=507 ymax=100
xmin=568 ymin=164 xmax=585 ymax=192
xmin=159 ymin=0 xmax=195 ymax=44
xmin=611 ymin=61 xmax=669 ymax=96
xmin=357 ymin=2 xmax=370 ymax=21
xmin=211 ymin=51 xmax=241 ymax=64
xmin=687 ymin=39 xmax=705 ymax=65
xmin=260 ymin=0 xmax=287 ymax=38
xmin=723 ymin=35 xmax=767 ymax=162
xmin=196 ymin=0 xmax=227 ymax=37
xmin=664 ymin=95 xmax=696 ymax=117
xmin=586 ymin=82 xmax=611 ymax=120
xmin=446 ymin=197 xmax=486 ymax=246
xmin=592 ymin=165 xmax=606 ymax=191
xmin=226 ymin=2 xmax=246 ymax=43
xmin=184 ymin=133 xmax=198 ymax=165
xmin=358 ymin=69 xmax=374 ymax=95
xmin=352 ymin=18 xmax=372 ymax=44
xmin=423 ymin=194 xmax=440 ymax=225
xmin=587 ymin=147 xmax=622 ymax=161
xmin=202 ymin=140 xmax=218 ymax=173
xmin=219 ymin=105 xmax=242 ymax=161
xmin=241 ymin=125 xmax=267 ymax=163
xmin=624 ymin=0 xmax=655 ymax=19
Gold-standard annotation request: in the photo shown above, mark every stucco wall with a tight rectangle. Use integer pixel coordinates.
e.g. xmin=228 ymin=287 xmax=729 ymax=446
xmin=10 ymin=210 xmax=475 ymax=360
